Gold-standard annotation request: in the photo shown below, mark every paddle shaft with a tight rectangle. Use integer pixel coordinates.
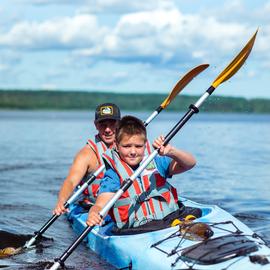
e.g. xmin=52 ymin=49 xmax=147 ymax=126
xmin=49 ymin=30 xmax=257 ymax=269
xmin=26 ymin=109 xmax=161 ymax=248
xmin=112 ymin=87 xmax=217 ymax=198
xmin=29 ymin=65 xmax=209 ymax=249
xmin=28 ymin=110 xmax=162 ymax=247
xmin=47 ymin=111 xmax=170 ymax=269
xmin=100 ymin=89 xmax=216 ymax=215
xmin=49 ymin=86 xmax=217 ymax=269
xmin=24 ymin=166 xmax=104 ymax=248
xmin=144 ymin=106 xmax=163 ymax=126
xmin=26 ymin=109 xmax=162 ymax=248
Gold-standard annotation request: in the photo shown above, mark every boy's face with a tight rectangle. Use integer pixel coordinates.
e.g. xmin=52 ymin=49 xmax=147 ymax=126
xmin=117 ymin=134 xmax=146 ymax=167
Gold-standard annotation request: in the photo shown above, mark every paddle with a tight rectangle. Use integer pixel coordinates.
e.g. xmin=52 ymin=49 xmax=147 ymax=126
xmin=47 ymin=30 xmax=258 ymax=270
xmin=24 ymin=63 xmax=208 ymax=249
xmin=0 ymin=230 xmax=32 ymax=257
xmin=143 ymin=64 xmax=209 ymax=126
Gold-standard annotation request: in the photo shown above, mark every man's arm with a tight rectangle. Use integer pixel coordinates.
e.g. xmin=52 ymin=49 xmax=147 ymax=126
xmin=53 ymin=145 xmax=99 ymax=215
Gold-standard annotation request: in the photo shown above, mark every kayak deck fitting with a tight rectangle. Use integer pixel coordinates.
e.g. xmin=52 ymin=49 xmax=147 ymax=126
xmin=66 ymin=197 xmax=270 ymax=270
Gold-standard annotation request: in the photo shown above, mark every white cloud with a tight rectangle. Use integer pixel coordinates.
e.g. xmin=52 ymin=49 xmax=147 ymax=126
xmin=79 ymin=0 xmax=175 ymax=14
xmin=1 ymin=0 xmax=270 ymax=98
xmin=0 ymin=3 xmax=266 ymax=69
xmin=76 ymin=8 xmax=253 ymax=68
xmin=0 ymin=14 xmax=107 ymax=50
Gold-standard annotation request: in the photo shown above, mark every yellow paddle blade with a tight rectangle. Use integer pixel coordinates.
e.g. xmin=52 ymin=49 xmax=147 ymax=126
xmin=0 ymin=247 xmax=22 ymax=258
xmin=212 ymin=29 xmax=258 ymax=89
xmin=160 ymin=64 xmax=209 ymax=108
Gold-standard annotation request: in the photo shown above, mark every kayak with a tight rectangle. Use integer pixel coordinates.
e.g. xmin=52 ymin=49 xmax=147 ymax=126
xmin=67 ymin=197 xmax=270 ymax=270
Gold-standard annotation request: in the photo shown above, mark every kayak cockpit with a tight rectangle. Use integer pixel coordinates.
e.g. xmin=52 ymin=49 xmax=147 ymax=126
xmin=68 ymin=197 xmax=214 ymax=238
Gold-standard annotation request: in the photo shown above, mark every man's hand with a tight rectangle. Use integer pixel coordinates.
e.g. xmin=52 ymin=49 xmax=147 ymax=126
xmin=53 ymin=200 xmax=68 ymax=216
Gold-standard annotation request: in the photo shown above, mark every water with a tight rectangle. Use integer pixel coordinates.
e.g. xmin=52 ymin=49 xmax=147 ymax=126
xmin=0 ymin=110 xmax=270 ymax=269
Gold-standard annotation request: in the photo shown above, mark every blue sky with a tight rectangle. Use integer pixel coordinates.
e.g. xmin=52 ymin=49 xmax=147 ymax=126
xmin=0 ymin=0 xmax=269 ymax=99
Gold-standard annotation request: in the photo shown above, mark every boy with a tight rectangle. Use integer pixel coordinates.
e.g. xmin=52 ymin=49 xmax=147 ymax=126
xmin=87 ymin=115 xmax=196 ymax=229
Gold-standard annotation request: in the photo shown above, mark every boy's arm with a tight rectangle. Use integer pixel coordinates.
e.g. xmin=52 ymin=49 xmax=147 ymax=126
xmin=87 ymin=168 xmax=120 ymax=226
xmin=167 ymin=147 xmax=196 ymax=175
xmin=153 ymin=135 xmax=196 ymax=176
xmin=86 ymin=192 xmax=115 ymax=226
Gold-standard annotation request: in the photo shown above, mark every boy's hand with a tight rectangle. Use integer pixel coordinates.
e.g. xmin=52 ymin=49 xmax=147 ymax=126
xmin=152 ymin=135 xmax=173 ymax=156
xmin=86 ymin=207 xmax=103 ymax=227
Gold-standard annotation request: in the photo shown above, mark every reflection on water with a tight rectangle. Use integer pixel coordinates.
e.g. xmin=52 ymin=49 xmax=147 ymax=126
xmin=0 ymin=110 xmax=270 ymax=269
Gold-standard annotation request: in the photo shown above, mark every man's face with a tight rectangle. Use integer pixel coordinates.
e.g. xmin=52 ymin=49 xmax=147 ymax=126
xmin=95 ymin=119 xmax=118 ymax=146
xmin=116 ymin=134 xmax=146 ymax=167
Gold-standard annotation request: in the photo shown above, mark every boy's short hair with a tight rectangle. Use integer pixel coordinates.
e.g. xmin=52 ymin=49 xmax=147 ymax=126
xmin=116 ymin=116 xmax=146 ymax=144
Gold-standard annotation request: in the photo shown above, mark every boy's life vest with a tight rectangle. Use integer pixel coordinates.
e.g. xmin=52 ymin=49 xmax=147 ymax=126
xmin=82 ymin=136 xmax=152 ymax=203
xmin=102 ymin=148 xmax=179 ymax=229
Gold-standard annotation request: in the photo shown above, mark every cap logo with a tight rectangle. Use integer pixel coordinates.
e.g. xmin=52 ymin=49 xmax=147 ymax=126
xmin=100 ymin=106 xmax=113 ymax=116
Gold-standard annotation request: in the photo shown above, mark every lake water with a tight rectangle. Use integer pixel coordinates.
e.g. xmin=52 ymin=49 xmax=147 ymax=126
xmin=0 ymin=110 xmax=270 ymax=269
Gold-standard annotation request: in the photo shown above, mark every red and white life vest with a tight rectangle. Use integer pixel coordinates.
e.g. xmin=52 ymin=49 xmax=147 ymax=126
xmin=102 ymin=149 xmax=179 ymax=229
xmin=83 ymin=136 xmax=153 ymax=203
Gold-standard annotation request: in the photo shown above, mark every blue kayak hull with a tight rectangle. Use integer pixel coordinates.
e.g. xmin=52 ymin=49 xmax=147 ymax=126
xmin=67 ymin=198 xmax=270 ymax=269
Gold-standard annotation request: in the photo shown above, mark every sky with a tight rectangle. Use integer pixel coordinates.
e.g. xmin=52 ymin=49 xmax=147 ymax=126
xmin=0 ymin=0 xmax=269 ymax=99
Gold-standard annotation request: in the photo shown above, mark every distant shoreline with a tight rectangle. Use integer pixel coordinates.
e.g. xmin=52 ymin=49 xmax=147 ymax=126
xmin=0 ymin=90 xmax=270 ymax=113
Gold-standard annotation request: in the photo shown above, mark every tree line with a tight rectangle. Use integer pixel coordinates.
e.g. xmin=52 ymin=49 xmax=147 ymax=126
xmin=0 ymin=90 xmax=269 ymax=113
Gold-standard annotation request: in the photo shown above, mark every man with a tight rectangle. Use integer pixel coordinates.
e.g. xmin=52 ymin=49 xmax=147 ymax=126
xmin=53 ymin=103 xmax=121 ymax=215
